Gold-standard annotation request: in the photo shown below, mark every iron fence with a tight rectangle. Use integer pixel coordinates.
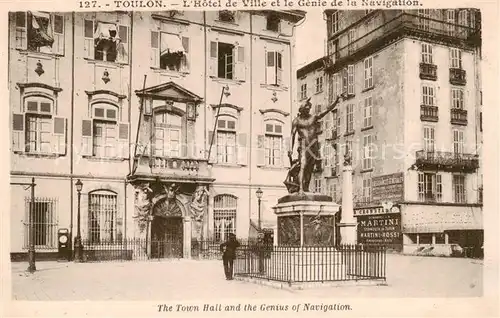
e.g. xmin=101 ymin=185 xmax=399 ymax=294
xmin=234 ymin=244 xmax=386 ymax=283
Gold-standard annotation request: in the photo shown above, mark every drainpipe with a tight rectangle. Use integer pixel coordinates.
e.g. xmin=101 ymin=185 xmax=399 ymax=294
xmin=70 ymin=12 xmax=76 ymax=249
xmin=248 ymin=12 xmax=253 ymax=239
xmin=203 ymin=11 xmax=209 ymax=240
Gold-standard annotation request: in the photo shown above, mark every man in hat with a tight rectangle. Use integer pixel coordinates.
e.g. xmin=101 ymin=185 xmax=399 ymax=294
xmin=220 ymin=233 xmax=240 ymax=280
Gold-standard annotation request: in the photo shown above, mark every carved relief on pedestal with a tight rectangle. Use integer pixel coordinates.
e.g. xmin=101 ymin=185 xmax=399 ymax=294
xmin=133 ymin=183 xmax=153 ymax=236
xmin=277 ymin=216 xmax=301 ymax=246
xmin=190 ymin=185 xmax=209 ymax=241
xmin=303 ymin=214 xmax=335 ymax=246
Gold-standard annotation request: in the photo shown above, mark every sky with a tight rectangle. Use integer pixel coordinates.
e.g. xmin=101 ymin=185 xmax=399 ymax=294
xmin=295 ymin=10 xmax=327 ymax=68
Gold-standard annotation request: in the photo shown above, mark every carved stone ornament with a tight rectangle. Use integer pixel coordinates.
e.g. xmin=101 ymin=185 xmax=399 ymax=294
xmin=271 ymin=91 xmax=278 ymax=103
xmin=190 ymin=185 xmax=209 ymax=222
xmin=35 ymin=61 xmax=44 ymax=76
xmin=102 ymin=70 xmax=110 ymax=84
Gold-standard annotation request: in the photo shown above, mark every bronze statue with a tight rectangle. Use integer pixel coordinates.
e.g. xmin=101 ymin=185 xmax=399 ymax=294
xmin=285 ymin=94 xmax=345 ymax=194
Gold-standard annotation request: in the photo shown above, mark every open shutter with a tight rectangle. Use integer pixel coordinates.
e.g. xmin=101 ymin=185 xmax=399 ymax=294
xmin=81 ymin=119 xmax=93 ymax=156
xmin=139 ymin=115 xmax=152 ymax=157
xmin=237 ymin=133 xmax=247 ymax=165
xmin=266 ymin=51 xmax=275 ymax=85
xmin=151 ymin=31 xmax=159 ymax=68
xmin=118 ymin=123 xmax=129 ymax=159
xmin=181 ymin=36 xmax=190 ymax=71
xmin=348 ymin=64 xmax=355 ymax=95
xmin=117 ymin=25 xmax=129 ymax=64
xmin=14 ymin=12 xmax=27 ymax=50
xmin=209 ymin=41 xmax=218 ymax=77
xmin=12 ymin=113 xmax=25 ymax=152
xmin=83 ymin=19 xmax=94 ymax=59
xmin=235 ymin=46 xmax=245 ymax=81
xmin=276 ymin=52 xmax=283 ymax=86
xmin=256 ymin=135 xmax=266 ymax=167
xmin=283 ymin=136 xmax=290 ymax=168
xmin=53 ymin=117 xmax=67 ymax=155
xmin=207 ymin=130 xmax=216 ymax=163
xmin=53 ymin=14 xmax=64 ymax=55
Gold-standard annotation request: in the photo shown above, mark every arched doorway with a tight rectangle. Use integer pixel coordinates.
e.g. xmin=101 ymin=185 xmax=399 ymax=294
xmin=151 ymin=198 xmax=183 ymax=258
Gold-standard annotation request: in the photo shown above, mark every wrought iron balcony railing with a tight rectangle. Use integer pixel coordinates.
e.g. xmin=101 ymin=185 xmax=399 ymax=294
xmin=415 ymin=150 xmax=479 ymax=173
xmin=420 ymin=105 xmax=439 ymax=122
xmin=450 ymin=68 xmax=467 ymax=86
xmin=451 ymin=108 xmax=468 ymax=125
xmin=419 ymin=63 xmax=437 ymax=81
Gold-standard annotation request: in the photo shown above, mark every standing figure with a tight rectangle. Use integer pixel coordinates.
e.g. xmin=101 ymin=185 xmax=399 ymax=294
xmin=288 ymin=94 xmax=345 ymax=194
xmin=219 ymin=233 xmax=240 ymax=280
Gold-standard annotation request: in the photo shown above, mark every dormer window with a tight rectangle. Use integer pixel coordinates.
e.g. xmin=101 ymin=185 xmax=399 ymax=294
xmin=218 ymin=10 xmax=235 ymax=23
xmin=266 ymin=13 xmax=280 ymax=32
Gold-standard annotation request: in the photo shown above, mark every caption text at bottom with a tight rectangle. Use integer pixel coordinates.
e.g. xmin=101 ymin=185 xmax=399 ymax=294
xmin=158 ymin=303 xmax=352 ymax=313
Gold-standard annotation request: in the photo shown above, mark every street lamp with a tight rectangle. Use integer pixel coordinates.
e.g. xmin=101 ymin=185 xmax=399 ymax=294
xmin=74 ymin=179 xmax=84 ymax=262
xmin=256 ymin=187 xmax=263 ymax=230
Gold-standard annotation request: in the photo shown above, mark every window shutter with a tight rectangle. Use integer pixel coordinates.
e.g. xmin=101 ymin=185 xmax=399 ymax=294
xmin=235 ymin=46 xmax=245 ymax=81
xmin=237 ymin=133 xmax=247 ymax=165
xmin=207 ymin=130 xmax=216 ymax=163
xmin=12 ymin=113 xmax=25 ymax=152
xmin=209 ymin=41 xmax=218 ymax=77
xmin=347 ymin=64 xmax=355 ymax=95
xmin=256 ymin=135 xmax=266 ymax=167
xmin=83 ymin=19 xmax=94 ymax=59
xmin=81 ymin=119 xmax=93 ymax=156
xmin=116 ymin=25 xmax=129 ymax=64
xmin=150 ymin=31 xmax=159 ymax=68
xmin=276 ymin=52 xmax=283 ymax=86
xmin=118 ymin=123 xmax=129 ymax=159
xmin=266 ymin=51 xmax=275 ymax=85
xmin=181 ymin=36 xmax=190 ymax=71
xmin=15 ymin=12 xmax=27 ymax=50
xmin=53 ymin=14 xmax=64 ymax=55
xmin=283 ymin=137 xmax=291 ymax=168
xmin=53 ymin=117 xmax=67 ymax=155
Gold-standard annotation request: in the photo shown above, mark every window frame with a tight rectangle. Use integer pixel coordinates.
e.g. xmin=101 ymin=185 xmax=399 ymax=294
xmin=453 ymin=174 xmax=467 ymax=203
xmin=264 ymin=120 xmax=283 ymax=168
xmin=363 ymin=56 xmax=374 ymax=90
xmin=84 ymin=18 xmax=130 ymax=64
xmin=153 ymin=110 xmax=183 ymax=158
xmin=216 ymin=116 xmax=237 ymax=164
xmin=450 ymin=48 xmax=462 ymax=69
xmin=363 ymin=96 xmax=373 ymax=128
xmin=15 ymin=11 xmax=65 ymax=55
xmin=87 ymin=190 xmax=119 ymax=244
xmin=213 ymin=194 xmax=237 ymax=242
xmin=421 ymin=84 xmax=436 ymax=106
xmin=421 ymin=42 xmax=433 ymax=64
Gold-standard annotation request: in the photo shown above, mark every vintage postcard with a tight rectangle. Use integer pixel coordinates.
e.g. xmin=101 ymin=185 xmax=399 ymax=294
xmin=0 ymin=0 xmax=498 ymax=317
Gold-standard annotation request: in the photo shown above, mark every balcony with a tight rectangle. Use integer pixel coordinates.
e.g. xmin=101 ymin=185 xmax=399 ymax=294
xmin=419 ymin=63 xmax=437 ymax=81
xmin=420 ymin=105 xmax=439 ymax=122
xmin=449 ymin=68 xmax=466 ymax=86
xmin=325 ymin=12 xmax=479 ymax=73
xmin=415 ymin=150 xmax=479 ymax=173
xmin=451 ymin=108 xmax=468 ymax=125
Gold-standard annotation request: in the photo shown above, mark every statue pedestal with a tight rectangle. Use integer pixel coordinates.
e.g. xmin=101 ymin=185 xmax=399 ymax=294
xmin=273 ymin=193 xmax=340 ymax=246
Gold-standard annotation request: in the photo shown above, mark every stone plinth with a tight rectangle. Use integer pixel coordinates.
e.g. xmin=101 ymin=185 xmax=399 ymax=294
xmin=273 ymin=193 xmax=340 ymax=246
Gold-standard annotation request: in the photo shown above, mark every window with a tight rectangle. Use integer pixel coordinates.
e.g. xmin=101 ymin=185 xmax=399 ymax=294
xmin=210 ymin=41 xmax=245 ymax=80
xmin=88 ymin=191 xmax=118 ymax=243
xmin=345 ymin=139 xmax=353 ymax=163
xmin=451 ymin=88 xmax=464 ymax=109
xmin=15 ymin=11 xmax=65 ymax=55
xmin=23 ymin=197 xmax=58 ymax=249
xmin=421 ymin=43 xmax=433 ymax=64
xmin=325 ymin=113 xmax=333 ymax=139
xmin=314 ymin=178 xmax=323 ymax=193
xmin=346 ymin=104 xmax=354 ymax=133
xmin=347 ymin=28 xmax=356 ymax=54
xmin=12 ymin=96 xmax=67 ymax=155
xmin=458 ymin=10 xmax=468 ymax=26
xmin=417 ymin=9 xmax=431 ymax=31
xmin=81 ymin=103 xmax=128 ymax=159
xmin=445 ymin=9 xmax=456 ymax=36
xmin=364 ymin=57 xmax=373 ymax=89
xmin=421 ymin=85 xmax=435 ymax=106
xmin=330 ymin=183 xmax=337 ymax=202
xmin=266 ymin=12 xmax=280 ymax=32
xmin=347 ymin=65 xmax=355 ymax=95
xmin=453 ymin=175 xmax=466 ymax=203
xmin=362 ymin=174 xmax=372 ymax=203
xmin=300 ymin=83 xmax=307 ymax=100
xmin=266 ymin=51 xmax=283 ymax=86
xmin=450 ymin=48 xmax=462 ymax=69
xmin=418 ymin=173 xmax=442 ymax=202
xmin=150 ymin=31 xmax=190 ymax=72
xmin=216 ymin=117 xmax=236 ymax=164
xmin=265 ymin=121 xmax=283 ymax=167
xmin=453 ymin=129 xmax=464 ymax=154
xmin=315 ymin=76 xmax=323 ymax=93
xmin=214 ymin=195 xmax=237 ymax=242
xmin=154 ymin=111 xmax=182 ymax=158
xmin=362 ymin=134 xmax=373 ymax=170
xmin=423 ymin=126 xmax=435 ymax=152
xmin=84 ymin=19 xmax=129 ymax=63
xmin=330 ymin=11 xmax=340 ymax=34
xmin=324 ymin=142 xmax=332 ymax=167
xmin=335 ymin=72 xmax=342 ymax=98
xmin=218 ymin=10 xmax=235 ymax=23
xmin=363 ymin=96 xmax=373 ymax=128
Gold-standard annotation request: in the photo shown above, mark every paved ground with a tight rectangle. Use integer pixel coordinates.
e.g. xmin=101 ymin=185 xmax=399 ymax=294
xmin=9 ymin=254 xmax=482 ymax=301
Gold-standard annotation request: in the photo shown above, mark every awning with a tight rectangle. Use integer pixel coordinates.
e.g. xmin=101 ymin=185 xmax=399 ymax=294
xmin=28 ymin=11 xmax=54 ymax=48
xmin=402 ymin=204 xmax=483 ymax=233
xmin=160 ymin=33 xmax=185 ymax=56
xmin=94 ymin=22 xmax=117 ymax=40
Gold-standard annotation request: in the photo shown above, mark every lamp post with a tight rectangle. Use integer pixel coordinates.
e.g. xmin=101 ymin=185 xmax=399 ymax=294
xmin=74 ymin=179 xmax=84 ymax=262
xmin=256 ymin=187 xmax=263 ymax=230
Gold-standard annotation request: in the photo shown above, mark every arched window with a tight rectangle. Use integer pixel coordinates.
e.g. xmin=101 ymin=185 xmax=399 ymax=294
xmin=264 ymin=119 xmax=283 ymax=167
xmin=88 ymin=190 xmax=118 ymax=244
xmin=213 ymin=194 xmax=237 ymax=242
xmin=216 ymin=116 xmax=237 ymax=164
xmin=154 ymin=111 xmax=182 ymax=157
